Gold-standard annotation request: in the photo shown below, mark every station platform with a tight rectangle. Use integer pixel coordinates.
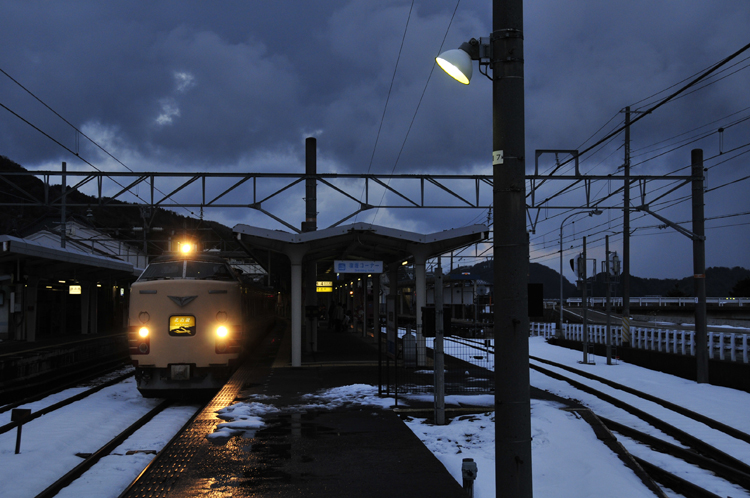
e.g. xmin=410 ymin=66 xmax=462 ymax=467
xmin=121 ymin=322 xmax=468 ymax=497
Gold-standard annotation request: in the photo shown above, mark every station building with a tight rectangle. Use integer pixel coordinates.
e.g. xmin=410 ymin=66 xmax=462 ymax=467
xmin=0 ymin=218 xmax=143 ymax=342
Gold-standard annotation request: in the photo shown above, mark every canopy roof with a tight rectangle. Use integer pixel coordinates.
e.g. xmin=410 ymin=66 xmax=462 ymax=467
xmin=233 ymin=222 xmax=490 ymax=275
xmin=0 ymin=234 xmax=135 ymax=282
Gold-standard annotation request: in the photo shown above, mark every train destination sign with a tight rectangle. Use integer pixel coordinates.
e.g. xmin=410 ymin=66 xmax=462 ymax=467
xmin=334 ymin=260 xmax=383 ymax=274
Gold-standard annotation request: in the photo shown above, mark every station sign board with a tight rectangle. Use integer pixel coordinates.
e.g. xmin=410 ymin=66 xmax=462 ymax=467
xmin=334 ymin=260 xmax=383 ymax=274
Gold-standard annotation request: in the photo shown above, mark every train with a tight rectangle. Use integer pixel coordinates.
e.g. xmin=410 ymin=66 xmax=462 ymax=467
xmin=127 ymin=245 xmax=275 ymax=397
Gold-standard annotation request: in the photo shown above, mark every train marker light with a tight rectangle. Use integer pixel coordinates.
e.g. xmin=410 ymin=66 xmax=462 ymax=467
xmin=138 ymin=327 xmax=149 ymax=338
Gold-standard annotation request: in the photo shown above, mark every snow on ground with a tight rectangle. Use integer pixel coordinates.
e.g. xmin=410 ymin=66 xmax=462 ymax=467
xmin=54 ymin=404 xmax=198 ymax=498
xmin=2 ymin=337 xmax=749 ymax=497
xmin=0 ymin=376 xmax=197 ymax=498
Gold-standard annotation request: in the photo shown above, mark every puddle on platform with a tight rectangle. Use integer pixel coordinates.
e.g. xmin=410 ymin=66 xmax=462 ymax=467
xmin=224 ymin=410 xmax=338 ymax=489
xmin=207 ymin=409 xmax=335 ymax=448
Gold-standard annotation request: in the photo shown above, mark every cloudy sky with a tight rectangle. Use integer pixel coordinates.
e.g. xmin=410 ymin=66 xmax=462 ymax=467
xmin=1 ymin=0 xmax=748 ymax=280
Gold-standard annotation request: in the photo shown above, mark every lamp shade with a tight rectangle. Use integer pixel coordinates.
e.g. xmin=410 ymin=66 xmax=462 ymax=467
xmin=436 ymin=48 xmax=473 ymax=85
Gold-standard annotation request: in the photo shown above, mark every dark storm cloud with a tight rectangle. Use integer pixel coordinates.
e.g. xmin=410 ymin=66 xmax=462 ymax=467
xmin=1 ymin=0 xmax=748 ymax=277
xmin=0 ymin=0 xmax=494 ymax=171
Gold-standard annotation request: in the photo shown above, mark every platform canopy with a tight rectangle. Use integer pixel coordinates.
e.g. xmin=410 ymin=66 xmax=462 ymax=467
xmin=0 ymin=234 xmax=135 ymax=281
xmin=233 ymin=222 xmax=490 ymax=272
xmin=233 ymin=222 xmax=489 ymax=367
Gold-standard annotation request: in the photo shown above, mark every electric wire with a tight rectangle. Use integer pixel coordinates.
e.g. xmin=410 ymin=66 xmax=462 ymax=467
xmin=630 ymin=106 xmax=750 ymax=158
xmin=0 ymin=101 xmax=152 ymax=208
xmin=370 ymin=0 xmax=462 ymax=226
xmin=637 ymin=56 xmax=750 ymax=110
xmin=0 ymin=67 xmax=199 ymax=219
xmin=354 ymin=0 xmax=415 ymax=225
xmin=363 ymin=0 xmax=415 ymax=177
xmin=0 ymin=67 xmax=134 ymax=173
xmin=529 ymin=41 xmax=750 ymax=197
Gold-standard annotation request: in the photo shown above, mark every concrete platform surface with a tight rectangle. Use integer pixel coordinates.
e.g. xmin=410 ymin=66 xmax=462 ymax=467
xmin=123 ymin=323 xmax=466 ymax=497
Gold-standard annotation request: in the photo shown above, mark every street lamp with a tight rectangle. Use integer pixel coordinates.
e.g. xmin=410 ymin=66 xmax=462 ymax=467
xmin=436 ymin=2 xmax=531 ymax=496
xmin=436 ymin=39 xmax=490 ymax=84
xmin=559 ymin=210 xmax=602 ymax=337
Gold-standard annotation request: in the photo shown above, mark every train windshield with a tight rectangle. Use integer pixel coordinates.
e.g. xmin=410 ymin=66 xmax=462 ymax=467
xmin=185 ymin=261 xmax=236 ymax=280
xmin=138 ymin=262 xmax=183 ymax=280
xmin=137 ymin=260 xmax=237 ymax=281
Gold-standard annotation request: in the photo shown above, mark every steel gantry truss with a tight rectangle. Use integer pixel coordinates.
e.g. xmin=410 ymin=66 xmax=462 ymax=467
xmin=0 ymin=167 xmax=694 ymax=234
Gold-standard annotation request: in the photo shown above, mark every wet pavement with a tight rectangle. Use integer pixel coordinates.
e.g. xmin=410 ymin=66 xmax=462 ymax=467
xmin=122 ymin=323 xmax=466 ymax=497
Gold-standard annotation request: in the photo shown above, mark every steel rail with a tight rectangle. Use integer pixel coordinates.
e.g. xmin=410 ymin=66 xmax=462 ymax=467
xmin=0 ymin=365 xmax=132 ymax=415
xmin=600 ymin=416 xmax=750 ymax=491
xmin=0 ymin=371 xmax=133 ymax=435
xmin=529 ymin=355 xmax=750 ymax=444
xmin=529 ymin=361 xmax=750 ymax=475
xmin=34 ymin=399 xmax=173 ymax=498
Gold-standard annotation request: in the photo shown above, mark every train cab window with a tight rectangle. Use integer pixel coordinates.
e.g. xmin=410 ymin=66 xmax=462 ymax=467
xmin=185 ymin=261 xmax=236 ymax=281
xmin=138 ymin=262 xmax=184 ymax=281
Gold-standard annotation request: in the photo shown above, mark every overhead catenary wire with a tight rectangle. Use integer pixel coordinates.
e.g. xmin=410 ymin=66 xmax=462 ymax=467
xmin=0 ymin=66 xmax=200 ymax=219
xmin=529 ymin=40 xmax=750 ymax=197
xmin=370 ymin=0 xmax=462 ymax=226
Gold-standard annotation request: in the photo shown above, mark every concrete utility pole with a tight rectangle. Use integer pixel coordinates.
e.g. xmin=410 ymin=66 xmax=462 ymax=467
xmin=61 ymin=162 xmax=67 ymax=249
xmin=622 ymin=107 xmax=631 ymax=345
xmin=582 ymin=237 xmax=589 ymax=364
xmin=692 ymin=149 xmax=708 ymax=383
xmin=605 ymin=235 xmax=612 ymax=365
xmin=492 ymin=0 xmax=533 ymax=496
xmin=434 ymin=262 xmax=445 ymax=425
xmin=303 ymin=137 xmax=318 ymax=353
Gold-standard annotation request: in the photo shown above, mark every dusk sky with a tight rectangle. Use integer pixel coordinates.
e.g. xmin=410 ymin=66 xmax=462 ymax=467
xmin=1 ymin=1 xmax=748 ymax=280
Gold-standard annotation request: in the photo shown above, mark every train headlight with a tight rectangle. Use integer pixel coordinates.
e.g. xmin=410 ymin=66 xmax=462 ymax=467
xmin=216 ymin=325 xmax=228 ymax=338
xmin=138 ymin=327 xmax=149 ymax=338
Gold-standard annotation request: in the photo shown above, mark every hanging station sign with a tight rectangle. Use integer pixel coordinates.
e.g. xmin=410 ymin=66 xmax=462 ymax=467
xmin=334 ymin=260 xmax=383 ymax=274
xmin=316 ymin=281 xmax=333 ymax=293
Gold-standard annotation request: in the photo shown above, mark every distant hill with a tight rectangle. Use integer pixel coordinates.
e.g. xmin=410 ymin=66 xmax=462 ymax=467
xmin=448 ymin=260 xmax=577 ymax=299
xmin=0 ymin=155 xmax=238 ymax=252
xmin=453 ymin=258 xmax=750 ymax=298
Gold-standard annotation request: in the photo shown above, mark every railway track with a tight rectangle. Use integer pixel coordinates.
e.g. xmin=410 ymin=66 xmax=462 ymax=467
xmin=445 ymin=336 xmax=750 ymax=498
xmin=0 ymin=370 xmax=203 ymax=498
xmin=0 ymin=369 xmax=134 ymax=434
xmin=33 ymin=398 xmax=174 ymax=498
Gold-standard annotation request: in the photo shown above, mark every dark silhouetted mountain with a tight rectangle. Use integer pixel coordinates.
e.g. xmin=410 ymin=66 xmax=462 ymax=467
xmin=0 ymin=155 xmax=237 ymax=252
xmin=455 ymin=256 xmax=750 ymax=298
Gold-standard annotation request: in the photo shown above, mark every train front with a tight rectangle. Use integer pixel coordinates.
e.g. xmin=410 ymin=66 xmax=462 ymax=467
xmin=127 ymin=246 xmax=246 ymax=398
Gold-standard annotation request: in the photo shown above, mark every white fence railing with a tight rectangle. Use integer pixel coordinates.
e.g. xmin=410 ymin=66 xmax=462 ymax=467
xmin=549 ymin=296 xmax=750 ymax=307
xmin=529 ymin=322 xmax=750 ymax=364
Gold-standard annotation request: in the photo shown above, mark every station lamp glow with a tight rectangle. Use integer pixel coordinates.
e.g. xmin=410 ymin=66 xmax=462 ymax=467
xmin=435 ymin=38 xmax=491 ymax=85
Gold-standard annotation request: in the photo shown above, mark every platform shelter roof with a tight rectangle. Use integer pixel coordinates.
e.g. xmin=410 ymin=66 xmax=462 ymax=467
xmin=233 ymin=222 xmax=490 ymax=274
xmin=0 ymin=234 xmax=135 ymax=282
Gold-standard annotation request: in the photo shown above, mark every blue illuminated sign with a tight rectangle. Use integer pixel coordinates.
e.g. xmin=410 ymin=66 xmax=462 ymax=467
xmin=334 ymin=260 xmax=383 ymax=274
